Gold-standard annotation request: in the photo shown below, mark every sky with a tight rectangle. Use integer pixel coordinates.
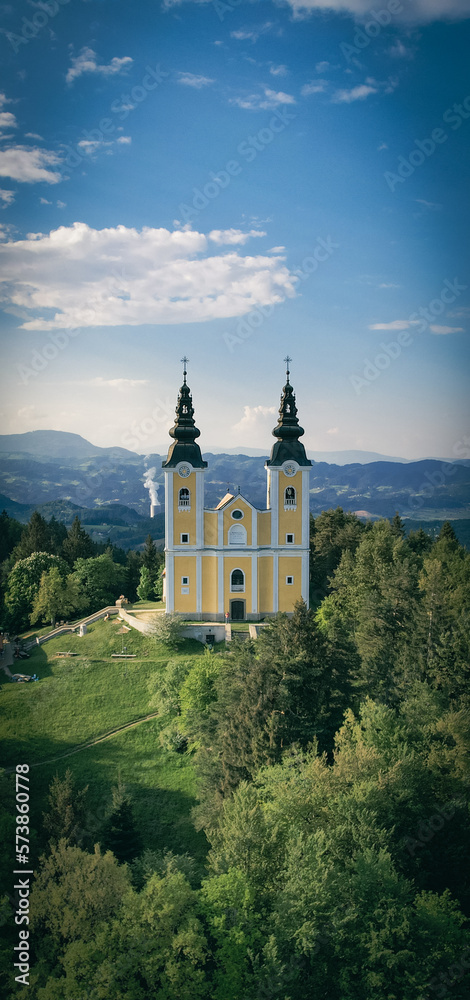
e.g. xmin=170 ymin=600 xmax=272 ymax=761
xmin=0 ymin=0 xmax=469 ymax=461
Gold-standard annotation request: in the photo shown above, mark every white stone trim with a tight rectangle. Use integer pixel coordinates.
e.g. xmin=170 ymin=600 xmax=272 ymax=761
xmin=273 ymin=552 xmax=279 ymax=612
xmin=166 ymin=552 xmax=174 ymax=612
xmin=301 ymin=547 xmax=309 ymax=606
xmin=196 ymin=553 xmax=202 ymax=613
xmin=165 ymin=471 xmax=173 ymax=550
xmin=196 ymin=469 xmax=205 ymax=548
xmin=270 ymin=471 xmax=278 ymax=548
xmin=217 ymin=553 xmax=224 ymax=614
xmin=251 ymin=551 xmax=258 ymax=613
xmin=302 ymin=469 xmax=310 ymax=548
xmin=218 ymin=508 xmax=224 ymax=547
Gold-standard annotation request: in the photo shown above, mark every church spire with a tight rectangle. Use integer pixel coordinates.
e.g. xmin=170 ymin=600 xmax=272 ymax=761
xmin=162 ymin=359 xmax=207 ymax=469
xmin=266 ymin=358 xmax=311 ymax=467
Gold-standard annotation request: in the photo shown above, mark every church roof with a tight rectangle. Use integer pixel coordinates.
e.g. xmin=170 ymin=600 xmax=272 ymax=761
xmin=215 ymin=492 xmax=235 ymax=509
xmin=162 ymin=360 xmax=207 ymax=470
xmin=266 ymin=359 xmax=312 ymax=468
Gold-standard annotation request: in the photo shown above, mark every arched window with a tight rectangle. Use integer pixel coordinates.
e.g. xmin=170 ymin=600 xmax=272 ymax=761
xmin=228 ymin=524 xmax=247 ymax=546
xmin=284 ymin=486 xmax=296 ymax=509
xmin=178 ymin=487 xmax=190 ymax=509
xmin=230 ymin=568 xmax=245 ymax=592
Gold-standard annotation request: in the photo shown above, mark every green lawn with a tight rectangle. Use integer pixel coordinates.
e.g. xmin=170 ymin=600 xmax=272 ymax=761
xmin=0 ymin=619 xmax=208 ymax=864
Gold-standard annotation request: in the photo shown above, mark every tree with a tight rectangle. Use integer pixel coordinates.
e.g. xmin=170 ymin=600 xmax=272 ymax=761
xmin=136 ymin=564 xmax=154 ymax=601
xmin=100 ymin=781 xmax=142 ymax=864
xmin=30 ymin=566 xmax=81 ymax=626
xmin=42 ymin=770 xmax=89 ymax=848
xmin=125 ymin=548 xmax=143 ymax=601
xmin=61 ymin=516 xmax=93 ymax=566
xmin=4 ymin=552 xmax=70 ymax=631
xmin=70 ymin=553 xmax=126 ymax=613
xmin=0 ymin=510 xmax=24 ymax=563
xmin=12 ymin=511 xmax=54 ymax=561
xmin=310 ymin=507 xmax=366 ymax=604
xmin=148 ymin=611 xmax=184 ymax=649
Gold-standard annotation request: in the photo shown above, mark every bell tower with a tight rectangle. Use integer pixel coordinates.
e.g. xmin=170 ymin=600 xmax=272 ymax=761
xmin=265 ymin=357 xmax=311 ymax=610
xmin=162 ymin=358 xmax=207 ymax=613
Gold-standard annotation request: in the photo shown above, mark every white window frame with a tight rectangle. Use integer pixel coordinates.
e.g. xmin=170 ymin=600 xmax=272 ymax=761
xmin=178 ymin=488 xmax=191 ymax=511
xmin=286 ymin=533 xmax=295 ymax=544
xmin=230 ymin=568 xmax=245 ymax=593
xmin=284 ymin=486 xmax=297 ymax=511
xmin=286 ymin=575 xmax=294 ymax=585
xmin=181 ymin=576 xmax=189 ymax=585
xmin=180 ymin=533 xmax=189 ymax=544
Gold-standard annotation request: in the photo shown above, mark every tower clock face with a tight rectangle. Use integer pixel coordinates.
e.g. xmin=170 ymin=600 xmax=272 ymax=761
xmin=284 ymin=463 xmax=297 ymax=477
xmin=178 ymin=465 xmax=191 ymax=478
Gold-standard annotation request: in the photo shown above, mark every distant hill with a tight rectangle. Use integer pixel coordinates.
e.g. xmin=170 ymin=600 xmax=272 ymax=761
xmin=0 ymin=430 xmax=468 ymax=524
xmin=0 ymin=430 xmax=138 ymax=463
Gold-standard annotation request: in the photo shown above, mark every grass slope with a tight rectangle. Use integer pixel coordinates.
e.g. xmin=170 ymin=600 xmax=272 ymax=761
xmin=0 ymin=619 xmax=208 ymax=863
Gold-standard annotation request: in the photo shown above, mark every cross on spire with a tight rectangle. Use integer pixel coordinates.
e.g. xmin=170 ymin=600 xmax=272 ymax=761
xmin=181 ymin=356 xmax=189 ymax=384
xmin=284 ymin=355 xmax=292 ymax=383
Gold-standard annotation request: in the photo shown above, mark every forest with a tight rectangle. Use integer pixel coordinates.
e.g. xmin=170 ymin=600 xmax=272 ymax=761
xmin=0 ymin=508 xmax=469 ymax=999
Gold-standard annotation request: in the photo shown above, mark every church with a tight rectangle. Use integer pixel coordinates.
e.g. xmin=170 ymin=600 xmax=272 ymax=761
xmin=162 ymin=359 xmax=311 ymax=621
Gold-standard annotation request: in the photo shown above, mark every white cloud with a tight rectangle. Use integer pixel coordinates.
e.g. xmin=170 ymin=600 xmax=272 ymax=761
xmin=40 ymin=197 xmax=52 ymax=205
xmin=0 ymin=145 xmax=61 ymax=184
xmin=270 ymin=64 xmax=288 ymax=76
xmin=369 ymin=320 xmax=420 ymax=331
xmin=378 ymin=142 xmax=388 ymax=151
xmin=0 ymin=222 xmax=297 ymax=331
xmin=0 ymin=111 xmax=17 ymax=131
xmin=416 ymin=198 xmax=442 ymax=210
xmin=25 ymin=132 xmax=44 ymax=141
xmin=177 ymin=72 xmax=214 ymax=89
xmin=66 ymin=47 xmax=133 ymax=85
xmin=278 ymin=0 xmax=470 ymax=24
xmin=379 ymin=282 xmax=401 ymax=289
xmin=0 ymin=188 xmax=15 ymax=207
xmin=57 ymin=200 xmax=66 ymax=209
xmin=430 ymin=325 xmax=465 ymax=335
xmin=327 ymin=427 xmax=339 ymax=435
xmin=116 ymin=135 xmax=132 ymax=144
xmin=332 ymin=83 xmax=377 ymax=103
xmin=208 ymin=228 xmax=265 ymax=245
xmin=89 ymin=377 xmax=149 ymax=390
xmin=233 ymin=405 xmax=276 ymax=435
xmin=77 ymin=138 xmax=113 ymax=156
xmin=301 ymin=80 xmax=327 ymax=96
xmin=230 ymin=21 xmax=276 ymax=42
xmin=231 ymin=87 xmax=296 ymax=110
xmin=389 ymin=40 xmax=413 ymax=58
xmin=316 ymin=61 xmax=330 ymax=72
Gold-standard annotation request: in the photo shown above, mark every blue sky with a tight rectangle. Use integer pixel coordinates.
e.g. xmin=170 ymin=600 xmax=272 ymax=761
xmin=0 ymin=0 xmax=469 ymax=460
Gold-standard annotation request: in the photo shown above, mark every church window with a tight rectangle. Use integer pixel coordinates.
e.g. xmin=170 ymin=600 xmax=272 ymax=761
xmin=231 ymin=509 xmax=244 ymax=519
xmin=286 ymin=576 xmax=294 ymax=585
xmin=178 ymin=488 xmax=190 ymax=509
xmin=180 ymin=533 xmax=189 ymax=543
xmin=284 ymin=486 xmax=296 ymax=509
xmin=230 ymin=568 xmax=245 ymax=592
xmin=181 ymin=576 xmax=189 ymax=585
xmin=286 ymin=533 xmax=294 ymax=544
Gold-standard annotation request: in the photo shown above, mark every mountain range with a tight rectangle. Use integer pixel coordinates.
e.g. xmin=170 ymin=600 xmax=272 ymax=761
xmin=0 ymin=432 xmax=469 ymax=539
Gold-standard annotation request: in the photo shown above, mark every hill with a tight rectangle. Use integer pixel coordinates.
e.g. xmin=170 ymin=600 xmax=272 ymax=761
xmin=0 ymin=430 xmax=468 ymax=524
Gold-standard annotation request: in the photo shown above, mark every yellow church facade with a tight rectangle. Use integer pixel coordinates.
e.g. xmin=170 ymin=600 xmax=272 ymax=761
xmin=162 ymin=361 xmax=311 ymax=621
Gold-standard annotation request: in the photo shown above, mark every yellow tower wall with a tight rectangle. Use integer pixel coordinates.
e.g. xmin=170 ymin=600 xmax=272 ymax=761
xmin=278 ymin=556 xmax=303 ymax=612
xmin=173 ymin=555 xmax=197 ymax=613
xmin=277 ymin=470 xmax=303 ymax=545
xmin=257 ymin=510 xmax=271 ymax=546
xmin=258 ymin=556 xmax=274 ymax=613
xmin=223 ymin=498 xmax=253 ymax=545
xmin=201 ymin=556 xmax=218 ymax=615
xmin=204 ymin=511 xmax=218 ymax=545
xmin=172 ymin=471 xmax=197 ymax=546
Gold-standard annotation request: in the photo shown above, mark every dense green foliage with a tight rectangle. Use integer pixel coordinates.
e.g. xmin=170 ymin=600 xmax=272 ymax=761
xmin=1 ymin=511 xmax=469 ymax=998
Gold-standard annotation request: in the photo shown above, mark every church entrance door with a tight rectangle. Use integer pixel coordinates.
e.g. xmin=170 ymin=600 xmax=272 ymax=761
xmin=230 ymin=600 xmax=245 ymax=621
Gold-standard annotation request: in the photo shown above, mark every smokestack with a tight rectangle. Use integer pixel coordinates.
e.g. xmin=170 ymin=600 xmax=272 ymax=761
xmin=150 ymin=504 xmax=158 ymax=518
xmin=143 ymin=461 xmax=160 ymax=517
